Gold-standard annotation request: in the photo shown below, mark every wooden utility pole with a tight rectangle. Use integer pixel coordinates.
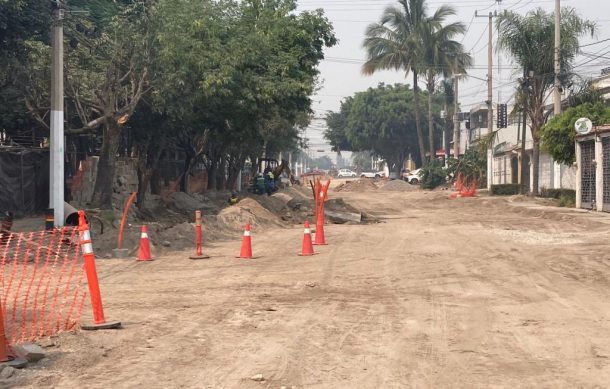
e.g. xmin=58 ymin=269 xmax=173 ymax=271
xmin=554 ymin=0 xmax=561 ymax=116
xmin=50 ymin=1 xmax=65 ymax=226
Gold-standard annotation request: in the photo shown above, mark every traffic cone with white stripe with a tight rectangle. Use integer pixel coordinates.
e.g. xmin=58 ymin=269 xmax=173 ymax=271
xmin=238 ymin=223 xmax=253 ymax=259
xmin=299 ymin=221 xmax=315 ymax=256
xmin=78 ymin=210 xmax=121 ymax=330
xmin=137 ymin=225 xmax=152 ymax=261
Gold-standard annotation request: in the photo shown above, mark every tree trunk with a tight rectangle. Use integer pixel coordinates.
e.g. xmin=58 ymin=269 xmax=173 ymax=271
xmin=180 ymin=153 xmax=192 ymax=193
xmin=92 ymin=120 xmax=120 ymax=209
xmin=207 ymin=160 xmax=218 ymax=191
xmin=413 ymin=71 xmax=426 ymax=165
xmin=427 ymin=77 xmax=435 ymax=163
xmin=227 ymin=157 xmax=245 ymax=190
xmin=136 ymin=146 xmax=164 ymax=209
xmin=217 ymin=157 xmax=227 ymax=190
xmin=531 ymin=139 xmax=540 ymax=196
xmin=150 ymin=166 xmax=161 ymax=195
xmin=137 ymin=168 xmax=152 ymax=208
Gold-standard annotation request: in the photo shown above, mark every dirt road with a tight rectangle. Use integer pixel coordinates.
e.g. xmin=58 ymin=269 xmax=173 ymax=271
xmin=17 ymin=188 xmax=610 ymax=388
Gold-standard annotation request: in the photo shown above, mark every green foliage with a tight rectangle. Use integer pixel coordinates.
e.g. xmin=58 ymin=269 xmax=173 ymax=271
xmin=539 ymin=188 xmax=576 ymax=200
xmin=420 ymin=159 xmax=446 ymax=189
xmin=446 ymin=148 xmax=486 ymax=184
xmin=497 ymin=7 xmax=594 ymax=195
xmin=352 ymin=151 xmax=373 ymax=171
xmin=361 ymin=0 xmax=472 ymax=164
xmin=324 ymin=83 xmax=443 ymax=173
xmin=490 ymin=184 xmax=523 ymax=196
xmin=541 ymin=102 xmax=610 ymax=165
xmin=1 ymin=0 xmax=336 ymax=202
xmin=540 ymin=188 xmax=576 ymax=207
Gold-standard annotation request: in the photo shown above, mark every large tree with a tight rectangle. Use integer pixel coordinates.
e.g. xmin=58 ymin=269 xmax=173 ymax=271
xmin=324 ymin=83 xmax=442 ymax=174
xmin=418 ymin=7 xmax=471 ymax=159
xmin=362 ymin=0 xmax=428 ymax=164
xmin=497 ymin=7 xmax=595 ymax=195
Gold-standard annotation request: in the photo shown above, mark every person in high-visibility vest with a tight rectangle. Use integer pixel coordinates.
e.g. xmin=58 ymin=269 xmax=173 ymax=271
xmin=227 ymin=191 xmax=239 ymax=205
xmin=265 ymin=171 xmax=275 ymax=196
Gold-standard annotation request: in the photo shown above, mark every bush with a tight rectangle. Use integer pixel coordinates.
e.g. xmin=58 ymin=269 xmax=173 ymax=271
xmin=490 ymin=184 xmax=523 ymax=195
xmin=420 ymin=160 xmax=446 ymax=189
xmin=539 ymin=187 xmax=576 ymax=200
xmin=539 ymin=188 xmax=576 ymax=207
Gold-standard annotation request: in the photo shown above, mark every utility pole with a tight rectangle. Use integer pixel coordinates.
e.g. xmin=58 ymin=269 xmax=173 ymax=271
xmin=50 ymin=1 xmax=65 ymax=227
xmin=453 ymin=57 xmax=460 ymax=159
xmin=520 ymin=70 xmax=527 ymax=191
xmin=553 ymin=0 xmax=561 ymax=116
xmin=476 ymin=10 xmax=496 ymax=189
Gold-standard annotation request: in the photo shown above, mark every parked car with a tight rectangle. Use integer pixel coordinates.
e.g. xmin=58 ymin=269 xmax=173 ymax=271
xmin=337 ymin=168 xmax=357 ymax=178
xmin=404 ymin=168 xmax=421 ymax=184
xmin=360 ymin=171 xmax=385 ymax=178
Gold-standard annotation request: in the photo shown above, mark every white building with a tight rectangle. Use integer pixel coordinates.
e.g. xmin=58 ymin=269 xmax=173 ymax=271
xmin=457 ymin=103 xmax=575 ymax=192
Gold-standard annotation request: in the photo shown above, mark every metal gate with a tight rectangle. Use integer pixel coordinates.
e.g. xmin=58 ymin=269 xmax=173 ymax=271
xmin=581 ymin=140 xmax=596 ymax=208
xmin=603 ymin=137 xmax=610 ymax=211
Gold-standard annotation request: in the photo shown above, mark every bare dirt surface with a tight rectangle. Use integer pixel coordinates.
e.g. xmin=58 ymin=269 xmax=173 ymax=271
xmin=11 ymin=186 xmax=610 ymax=388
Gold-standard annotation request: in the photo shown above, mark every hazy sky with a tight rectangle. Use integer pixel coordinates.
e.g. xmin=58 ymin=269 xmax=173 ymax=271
xmin=297 ymin=0 xmax=610 ymax=160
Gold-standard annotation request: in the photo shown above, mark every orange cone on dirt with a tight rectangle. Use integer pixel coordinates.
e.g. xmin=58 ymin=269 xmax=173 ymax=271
xmin=299 ymin=221 xmax=315 ymax=256
xmin=137 ymin=225 xmax=152 ymax=261
xmin=238 ymin=223 xmax=253 ymax=259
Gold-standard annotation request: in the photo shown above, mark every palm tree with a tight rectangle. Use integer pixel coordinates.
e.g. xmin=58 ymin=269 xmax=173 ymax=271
xmin=418 ymin=7 xmax=472 ymax=162
xmin=497 ymin=7 xmax=595 ymax=195
xmin=362 ymin=0 xmax=428 ymax=165
xmin=440 ymin=78 xmax=454 ymax=158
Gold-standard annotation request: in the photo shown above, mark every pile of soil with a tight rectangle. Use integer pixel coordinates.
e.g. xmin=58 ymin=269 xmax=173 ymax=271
xmin=335 ymin=179 xmax=378 ymax=192
xmin=379 ymin=180 xmax=418 ymax=192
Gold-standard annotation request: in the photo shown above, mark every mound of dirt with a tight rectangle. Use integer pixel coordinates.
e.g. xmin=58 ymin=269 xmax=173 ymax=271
xmin=217 ymin=197 xmax=284 ymax=232
xmin=379 ymin=179 xmax=418 ymax=192
xmin=335 ymin=179 xmax=378 ymax=192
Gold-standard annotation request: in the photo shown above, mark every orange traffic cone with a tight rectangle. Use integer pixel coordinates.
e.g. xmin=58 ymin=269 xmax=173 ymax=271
xmin=137 ymin=225 xmax=152 ymax=261
xmin=238 ymin=224 xmax=253 ymax=259
xmin=299 ymin=221 xmax=315 ymax=256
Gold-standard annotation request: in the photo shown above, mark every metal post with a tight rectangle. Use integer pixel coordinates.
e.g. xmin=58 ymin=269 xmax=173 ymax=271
xmin=50 ymin=4 xmax=65 ymax=227
xmin=554 ymin=0 xmax=561 ymax=116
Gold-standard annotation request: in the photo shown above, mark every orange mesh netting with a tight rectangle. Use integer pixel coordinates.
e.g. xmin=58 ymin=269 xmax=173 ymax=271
xmin=0 ymin=227 xmax=87 ymax=344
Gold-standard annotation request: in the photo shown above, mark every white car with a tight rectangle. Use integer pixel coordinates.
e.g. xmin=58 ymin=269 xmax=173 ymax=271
xmin=337 ymin=168 xmax=357 ymax=178
xmin=360 ymin=171 xmax=385 ymax=178
xmin=404 ymin=168 xmax=422 ymax=184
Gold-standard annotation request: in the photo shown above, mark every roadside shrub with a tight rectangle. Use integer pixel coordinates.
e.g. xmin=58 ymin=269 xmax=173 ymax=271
xmin=420 ymin=160 xmax=446 ymax=189
xmin=540 ymin=188 xmax=576 ymax=207
xmin=558 ymin=193 xmax=576 ymax=208
xmin=539 ymin=187 xmax=576 ymax=200
xmin=490 ymin=184 xmax=522 ymax=195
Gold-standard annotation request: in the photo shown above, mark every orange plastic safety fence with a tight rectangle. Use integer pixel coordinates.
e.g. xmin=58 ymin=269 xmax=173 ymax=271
xmin=0 ymin=227 xmax=87 ymax=345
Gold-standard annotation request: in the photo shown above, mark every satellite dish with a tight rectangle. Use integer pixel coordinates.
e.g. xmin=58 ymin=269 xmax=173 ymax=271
xmin=575 ymin=117 xmax=593 ymax=135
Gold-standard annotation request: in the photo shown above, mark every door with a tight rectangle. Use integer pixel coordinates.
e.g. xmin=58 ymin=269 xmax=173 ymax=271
xmin=581 ymin=140 xmax=596 ymax=209
xmin=603 ymin=137 xmax=610 ymax=211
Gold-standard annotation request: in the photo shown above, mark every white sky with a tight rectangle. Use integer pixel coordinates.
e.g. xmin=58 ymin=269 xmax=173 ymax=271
xmin=297 ymin=0 xmax=610 ymax=162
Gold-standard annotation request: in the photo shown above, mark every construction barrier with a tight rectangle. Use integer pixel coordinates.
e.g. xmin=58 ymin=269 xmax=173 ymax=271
xmin=78 ymin=211 xmax=120 ymax=330
xmin=312 ymin=178 xmax=330 ymax=245
xmin=0 ymin=226 xmax=87 ymax=344
xmin=449 ymin=174 xmax=478 ymax=198
xmin=190 ymin=210 xmax=209 ymax=260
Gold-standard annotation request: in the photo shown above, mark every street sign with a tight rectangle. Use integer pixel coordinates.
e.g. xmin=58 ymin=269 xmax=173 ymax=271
xmin=575 ymin=117 xmax=593 ymax=135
